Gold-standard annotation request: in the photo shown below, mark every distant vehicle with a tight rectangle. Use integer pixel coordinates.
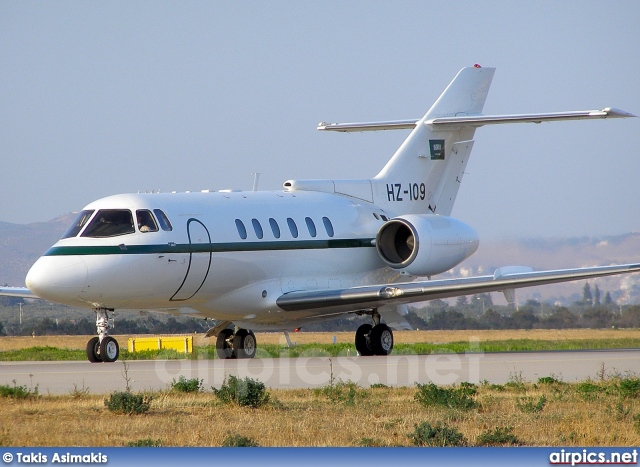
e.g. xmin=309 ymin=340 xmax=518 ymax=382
xmin=2 ymin=65 xmax=638 ymax=363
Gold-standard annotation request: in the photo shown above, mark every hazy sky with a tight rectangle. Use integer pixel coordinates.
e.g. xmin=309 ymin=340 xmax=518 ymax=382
xmin=1 ymin=1 xmax=638 ymax=239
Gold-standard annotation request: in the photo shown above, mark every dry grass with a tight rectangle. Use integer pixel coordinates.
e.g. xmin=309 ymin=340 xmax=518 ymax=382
xmin=1 ymin=328 xmax=639 ymax=352
xmin=2 ymin=380 xmax=640 ymax=447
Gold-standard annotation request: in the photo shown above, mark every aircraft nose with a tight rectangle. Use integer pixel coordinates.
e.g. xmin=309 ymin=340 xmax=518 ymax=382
xmin=26 ymin=256 xmax=88 ymax=305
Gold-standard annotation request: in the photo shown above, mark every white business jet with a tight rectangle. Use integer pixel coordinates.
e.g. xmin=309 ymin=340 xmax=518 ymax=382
xmin=1 ymin=65 xmax=638 ymax=363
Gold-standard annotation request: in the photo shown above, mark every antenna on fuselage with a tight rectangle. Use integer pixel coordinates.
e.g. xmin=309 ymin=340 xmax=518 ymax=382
xmin=252 ymin=172 xmax=261 ymax=191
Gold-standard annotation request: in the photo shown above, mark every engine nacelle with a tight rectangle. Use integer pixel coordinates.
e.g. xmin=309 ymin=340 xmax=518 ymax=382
xmin=375 ymin=214 xmax=479 ymax=277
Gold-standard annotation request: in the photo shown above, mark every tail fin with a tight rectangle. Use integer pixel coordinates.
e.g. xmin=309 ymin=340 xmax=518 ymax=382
xmin=372 ymin=66 xmax=495 ymax=216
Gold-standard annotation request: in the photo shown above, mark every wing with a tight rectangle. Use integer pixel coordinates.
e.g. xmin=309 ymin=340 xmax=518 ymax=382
xmin=316 ymin=108 xmax=635 ymax=132
xmin=0 ymin=287 xmax=39 ymax=299
xmin=276 ymin=263 xmax=640 ymax=313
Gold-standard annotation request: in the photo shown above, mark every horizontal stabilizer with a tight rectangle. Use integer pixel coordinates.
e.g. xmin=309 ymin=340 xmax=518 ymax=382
xmin=317 ymin=108 xmax=635 ymax=132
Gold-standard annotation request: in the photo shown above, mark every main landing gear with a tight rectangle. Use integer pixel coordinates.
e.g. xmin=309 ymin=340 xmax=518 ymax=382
xmin=354 ymin=311 xmax=394 ymax=356
xmin=86 ymin=308 xmax=120 ymax=363
xmin=216 ymin=327 xmax=257 ymax=359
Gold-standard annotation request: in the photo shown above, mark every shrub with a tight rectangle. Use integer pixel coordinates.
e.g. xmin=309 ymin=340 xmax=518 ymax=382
xmin=104 ymin=391 xmax=152 ymax=414
xmin=516 ymin=395 xmax=546 ymax=414
xmin=538 ymin=376 xmax=562 ymax=385
xmin=221 ymin=433 xmax=259 ymax=447
xmin=315 ymin=380 xmax=362 ymax=405
xmin=0 ymin=380 xmax=35 ymax=399
xmin=414 ymin=382 xmax=477 ymax=410
xmin=476 ymin=426 xmax=522 ymax=446
xmin=575 ymin=382 xmax=603 ymax=400
xmin=408 ymin=422 xmax=467 ymax=446
xmin=212 ymin=376 xmax=270 ymax=408
xmin=171 ymin=376 xmax=203 ymax=393
xmin=619 ymin=378 xmax=640 ymax=399
xmin=125 ymin=438 xmax=162 ymax=447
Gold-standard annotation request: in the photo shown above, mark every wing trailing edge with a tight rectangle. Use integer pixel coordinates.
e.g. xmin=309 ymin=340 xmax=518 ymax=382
xmin=276 ymin=263 xmax=640 ymax=313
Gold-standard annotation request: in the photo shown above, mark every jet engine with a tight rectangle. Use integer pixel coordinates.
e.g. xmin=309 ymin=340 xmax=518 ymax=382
xmin=375 ymin=214 xmax=479 ymax=277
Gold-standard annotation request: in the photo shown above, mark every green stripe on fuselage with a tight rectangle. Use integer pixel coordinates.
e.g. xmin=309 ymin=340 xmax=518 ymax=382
xmin=44 ymin=238 xmax=375 ymax=256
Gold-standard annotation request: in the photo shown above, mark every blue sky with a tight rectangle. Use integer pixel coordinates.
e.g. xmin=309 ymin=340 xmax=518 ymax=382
xmin=1 ymin=1 xmax=638 ymax=239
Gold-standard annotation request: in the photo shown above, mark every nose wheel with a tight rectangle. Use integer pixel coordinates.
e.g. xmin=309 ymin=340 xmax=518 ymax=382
xmin=86 ymin=308 xmax=120 ymax=363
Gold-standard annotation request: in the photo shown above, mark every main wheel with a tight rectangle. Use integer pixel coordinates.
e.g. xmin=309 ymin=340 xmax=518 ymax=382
xmin=86 ymin=336 xmax=102 ymax=363
xmin=355 ymin=324 xmax=374 ymax=356
xmin=370 ymin=323 xmax=394 ymax=356
xmin=233 ymin=329 xmax=257 ymax=359
xmin=100 ymin=336 xmax=120 ymax=363
xmin=216 ymin=329 xmax=235 ymax=359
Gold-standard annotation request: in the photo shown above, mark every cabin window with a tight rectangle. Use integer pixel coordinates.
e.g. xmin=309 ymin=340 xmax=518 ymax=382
xmin=373 ymin=213 xmax=380 ymax=220
xmin=252 ymin=219 xmax=264 ymax=239
xmin=269 ymin=218 xmax=280 ymax=238
xmin=153 ymin=209 xmax=173 ymax=231
xmin=380 ymin=215 xmax=389 ymax=221
xmin=62 ymin=210 xmax=95 ymax=238
xmin=287 ymin=218 xmax=298 ymax=238
xmin=235 ymin=219 xmax=247 ymax=239
xmin=136 ymin=210 xmax=159 ymax=233
xmin=322 ymin=217 xmax=334 ymax=237
xmin=305 ymin=217 xmax=317 ymax=238
xmin=81 ymin=209 xmax=135 ymax=238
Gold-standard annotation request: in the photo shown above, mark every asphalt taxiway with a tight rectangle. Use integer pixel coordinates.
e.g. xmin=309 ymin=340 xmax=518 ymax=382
xmin=2 ymin=349 xmax=639 ymax=394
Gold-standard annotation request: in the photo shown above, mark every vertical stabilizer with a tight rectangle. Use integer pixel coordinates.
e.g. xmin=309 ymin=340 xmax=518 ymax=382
xmin=372 ymin=66 xmax=495 ymax=216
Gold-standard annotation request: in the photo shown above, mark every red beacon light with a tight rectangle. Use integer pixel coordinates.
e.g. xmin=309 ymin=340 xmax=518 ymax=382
xmin=474 ymin=64 xmax=482 ymax=68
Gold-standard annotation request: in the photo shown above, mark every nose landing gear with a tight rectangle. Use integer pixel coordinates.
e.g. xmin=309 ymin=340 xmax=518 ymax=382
xmin=86 ymin=308 xmax=120 ymax=363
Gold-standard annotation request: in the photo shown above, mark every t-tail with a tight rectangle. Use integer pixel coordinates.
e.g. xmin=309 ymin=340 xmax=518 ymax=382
xmin=286 ymin=65 xmax=633 ymax=214
xmin=371 ymin=65 xmax=494 ymax=216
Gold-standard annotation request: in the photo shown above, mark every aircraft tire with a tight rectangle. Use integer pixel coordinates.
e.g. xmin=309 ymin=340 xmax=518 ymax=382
xmin=216 ymin=329 xmax=235 ymax=359
xmin=370 ymin=324 xmax=394 ymax=356
xmin=355 ymin=324 xmax=374 ymax=356
xmin=86 ymin=337 xmax=102 ymax=363
xmin=100 ymin=336 xmax=120 ymax=363
xmin=233 ymin=329 xmax=257 ymax=359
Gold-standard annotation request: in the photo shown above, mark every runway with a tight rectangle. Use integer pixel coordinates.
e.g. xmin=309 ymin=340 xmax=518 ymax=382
xmin=2 ymin=349 xmax=639 ymax=395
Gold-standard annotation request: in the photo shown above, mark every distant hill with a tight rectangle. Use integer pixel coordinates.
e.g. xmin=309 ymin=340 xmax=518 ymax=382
xmin=0 ymin=214 xmax=76 ymax=287
xmin=1 ymin=216 xmax=639 ymax=304
xmin=449 ymin=232 xmax=640 ymax=305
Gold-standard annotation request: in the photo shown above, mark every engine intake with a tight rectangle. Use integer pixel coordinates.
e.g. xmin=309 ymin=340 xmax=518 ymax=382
xmin=376 ymin=215 xmax=479 ymax=277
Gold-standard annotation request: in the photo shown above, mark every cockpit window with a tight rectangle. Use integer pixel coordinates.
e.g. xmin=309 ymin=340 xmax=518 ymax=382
xmin=153 ymin=209 xmax=173 ymax=231
xmin=136 ymin=210 xmax=159 ymax=233
xmin=61 ymin=210 xmax=95 ymax=239
xmin=81 ymin=209 xmax=135 ymax=238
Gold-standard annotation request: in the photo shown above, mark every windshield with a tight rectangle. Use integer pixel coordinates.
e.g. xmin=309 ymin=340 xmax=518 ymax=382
xmin=81 ymin=209 xmax=135 ymax=238
xmin=61 ymin=210 xmax=95 ymax=238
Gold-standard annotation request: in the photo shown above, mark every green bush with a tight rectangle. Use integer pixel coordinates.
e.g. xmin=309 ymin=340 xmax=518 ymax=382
xmin=170 ymin=376 xmax=203 ymax=393
xmin=125 ymin=438 xmax=162 ymax=447
xmin=408 ymin=422 xmax=467 ymax=446
xmin=516 ymin=395 xmax=546 ymax=414
xmin=476 ymin=426 xmax=522 ymax=446
xmin=104 ymin=391 xmax=152 ymax=414
xmin=619 ymin=378 xmax=640 ymax=399
xmin=575 ymin=382 xmax=603 ymax=400
xmin=414 ymin=382 xmax=477 ymax=410
xmin=538 ymin=376 xmax=562 ymax=385
xmin=212 ymin=376 xmax=270 ymax=408
xmin=221 ymin=433 xmax=259 ymax=447
xmin=315 ymin=380 xmax=362 ymax=405
xmin=0 ymin=380 xmax=36 ymax=399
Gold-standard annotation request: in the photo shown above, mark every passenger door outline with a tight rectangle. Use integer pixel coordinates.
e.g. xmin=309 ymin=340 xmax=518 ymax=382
xmin=170 ymin=218 xmax=212 ymax=301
